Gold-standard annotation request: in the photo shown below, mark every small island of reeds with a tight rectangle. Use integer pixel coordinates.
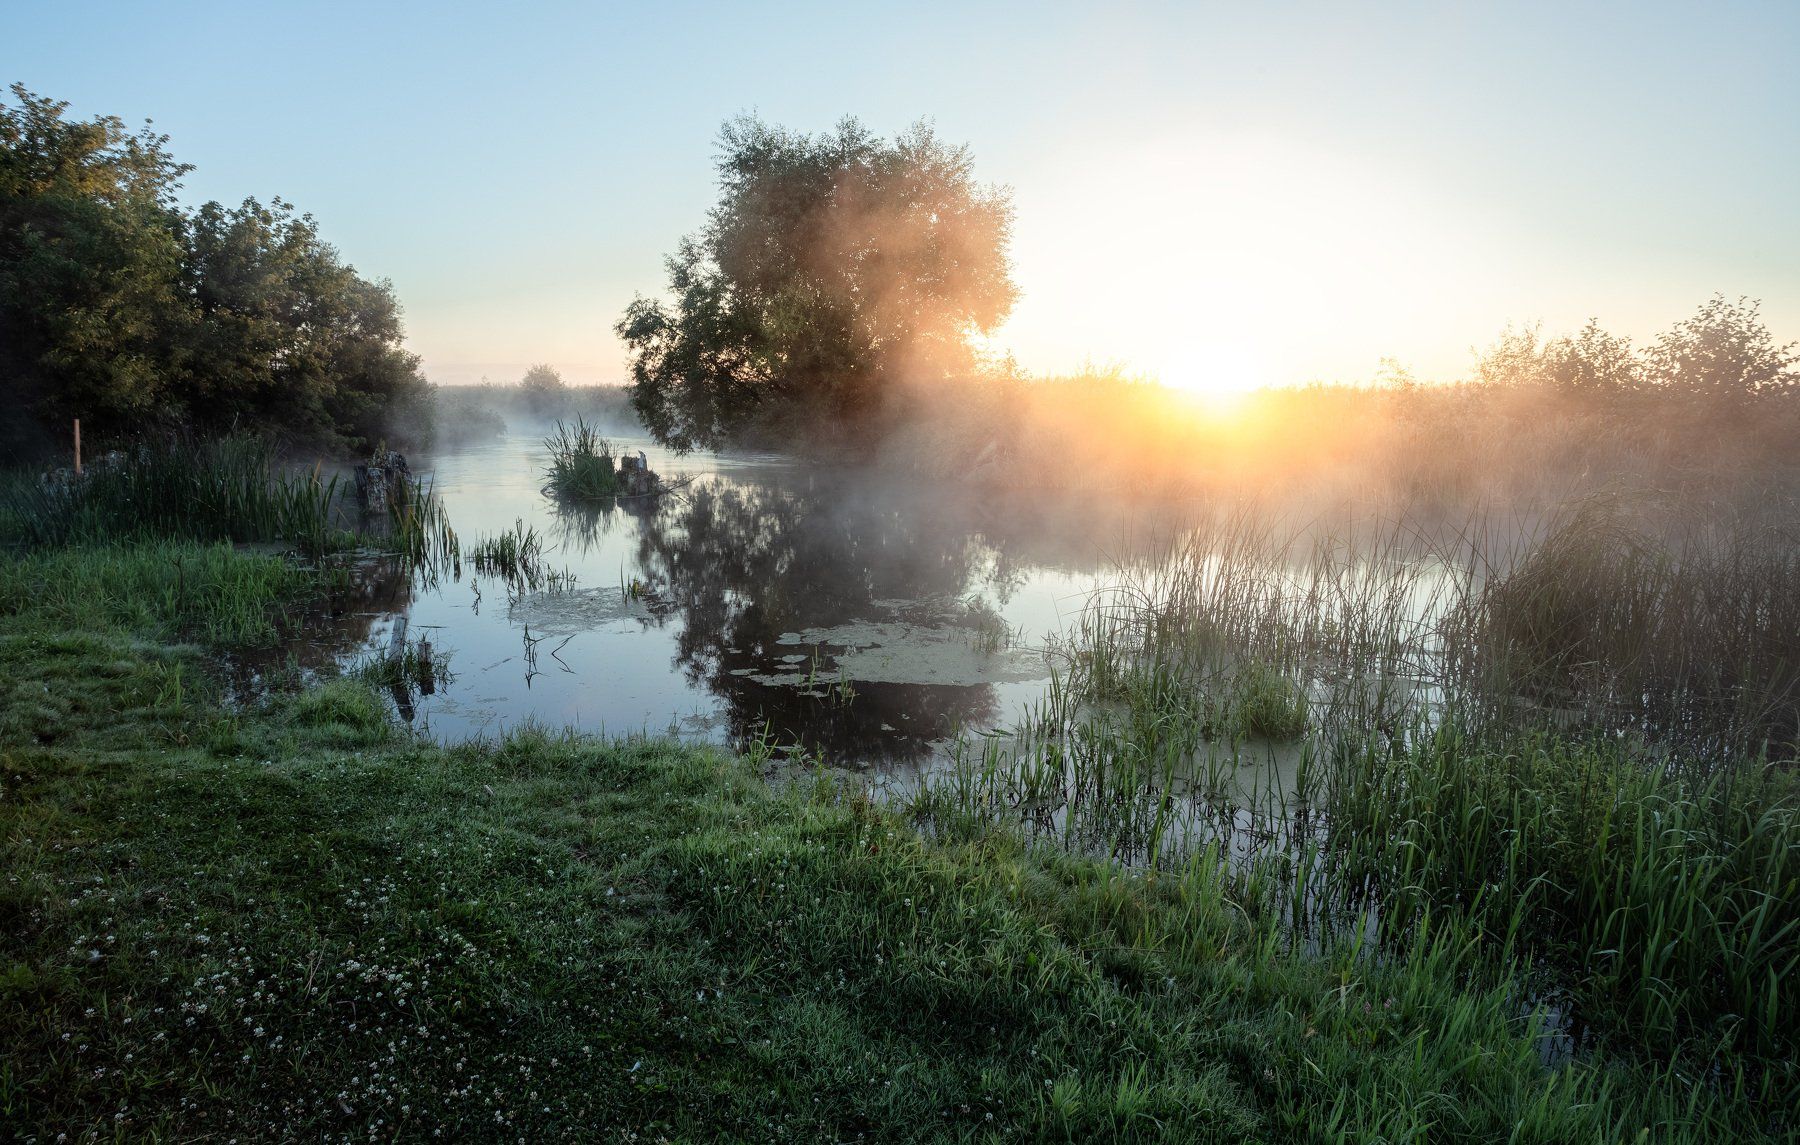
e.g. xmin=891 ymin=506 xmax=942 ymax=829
xmin=542 ymin=417 xmax=621 ymax=501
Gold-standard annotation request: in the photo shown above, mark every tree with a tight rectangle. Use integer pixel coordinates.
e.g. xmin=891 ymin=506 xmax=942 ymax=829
xmin=0 ymin=83 xmax=191 ymax=435
xmin=618 ymin=115 xmax=1017 ymax=451
xmin=1473 ymin=319 xmax=1642 ymax=395
xmin=519 ymin=362 xmax=566 ymax=414
xmin=1545 ymin=318 xmax=1641 ymax=394
xmin=1647 ymin=295 xmax=1797 ymax=401
xmin=183 ymin=197 xmax=426 ymax=447
xmin=1 ymin=84 xmax=428 ymax=453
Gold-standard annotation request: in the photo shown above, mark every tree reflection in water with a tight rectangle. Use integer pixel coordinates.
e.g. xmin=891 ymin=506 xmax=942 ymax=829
xmin=541 ymin=469 xmax=1182 ymax=767
xmin=624 ymin=477 xmax=1004 ymax=765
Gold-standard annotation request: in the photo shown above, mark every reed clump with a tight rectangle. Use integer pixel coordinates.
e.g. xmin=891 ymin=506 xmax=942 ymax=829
xmin=916 ymin=496 xmax=1800 ymax=1100
xmin=466 ymin=518 xmax=573 ymax=596
xmin=469 ymin=518 xmax=545 ymax=580
xmin=542 ymin=417 xmax=620 ymax=501
xmin=1448 ymin=495 xmax=1800 ymax=758
xmin=4 ymin=434 xmax=350 ymax=556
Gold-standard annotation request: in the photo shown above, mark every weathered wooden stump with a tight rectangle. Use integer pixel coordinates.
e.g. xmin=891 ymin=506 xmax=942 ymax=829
xmin=355 ymin=449 xmax=411 ymax=514
xmin=618 ymin=451 xmax=656 ymax=496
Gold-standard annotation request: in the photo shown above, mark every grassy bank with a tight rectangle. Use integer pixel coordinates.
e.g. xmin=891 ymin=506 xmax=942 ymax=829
xmin=911 ymin=499 xmax=1800 ymax=1133
xmin=1 ymin=543 xmax=1789 ymax=1140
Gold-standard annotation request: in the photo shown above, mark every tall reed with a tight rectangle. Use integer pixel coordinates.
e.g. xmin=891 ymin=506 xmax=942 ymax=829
xmin=912 ymin=496 xmax=1800 ymax=1089
xmin=4 ymin=435 xmax=348 ymax=557
xmin=542 ymin=417 xmax=619 ymax=501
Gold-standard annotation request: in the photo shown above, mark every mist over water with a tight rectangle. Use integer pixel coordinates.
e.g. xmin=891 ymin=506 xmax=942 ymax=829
xmin=337 ymin=430 xmax=1189 ymax=767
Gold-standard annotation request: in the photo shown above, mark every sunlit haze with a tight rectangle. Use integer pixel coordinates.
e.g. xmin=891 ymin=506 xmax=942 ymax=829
xmin=10 ymin=1 xmax=1798 ymax=391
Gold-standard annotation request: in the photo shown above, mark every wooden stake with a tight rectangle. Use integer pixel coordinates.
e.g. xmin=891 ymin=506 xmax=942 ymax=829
xmin=73 ymin=419 xmax=82 ymax=475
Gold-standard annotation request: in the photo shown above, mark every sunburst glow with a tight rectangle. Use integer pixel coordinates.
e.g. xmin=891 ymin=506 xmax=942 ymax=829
xmin=1155 ymin=342 xmax=1263 ymax=409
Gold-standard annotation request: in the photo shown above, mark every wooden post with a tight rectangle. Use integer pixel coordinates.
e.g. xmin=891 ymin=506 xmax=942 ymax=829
xmin=73 ymin=419 xmax=82 ymax=476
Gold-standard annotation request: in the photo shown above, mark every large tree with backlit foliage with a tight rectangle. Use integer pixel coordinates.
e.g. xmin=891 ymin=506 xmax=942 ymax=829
xmin=616 ymin=115 xmax=1017 ymax=451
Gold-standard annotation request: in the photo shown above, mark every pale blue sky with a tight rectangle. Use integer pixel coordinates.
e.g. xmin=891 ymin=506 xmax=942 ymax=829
xmin=9 ymin=1 xmax=1798 ymax=388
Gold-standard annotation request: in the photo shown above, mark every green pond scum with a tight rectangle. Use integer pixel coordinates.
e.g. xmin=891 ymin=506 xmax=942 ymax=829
xmin=1 ymin=541 xmax=1795 ymax=1141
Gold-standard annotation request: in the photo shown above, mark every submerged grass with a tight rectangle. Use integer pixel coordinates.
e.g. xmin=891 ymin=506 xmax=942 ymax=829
xmin=2 ymin=541 xmax=1787 ymax=1138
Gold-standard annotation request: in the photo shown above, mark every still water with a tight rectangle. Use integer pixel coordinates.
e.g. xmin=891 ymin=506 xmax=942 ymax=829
xmin=330 ymin=431 xmax=1184 ymax=772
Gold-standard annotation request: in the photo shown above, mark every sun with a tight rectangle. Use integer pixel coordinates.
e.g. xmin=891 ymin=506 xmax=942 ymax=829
xmin=1156 ymin=344 xmax=1264 ymax=413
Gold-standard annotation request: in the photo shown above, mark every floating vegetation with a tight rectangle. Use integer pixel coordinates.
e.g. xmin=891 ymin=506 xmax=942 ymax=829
xmin=958 ymin=596 xmax=1017 ymax=653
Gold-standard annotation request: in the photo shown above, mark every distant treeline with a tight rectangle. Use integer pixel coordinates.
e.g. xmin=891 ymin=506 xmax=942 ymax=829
xmin=413 ymin=365 xmax=638 ymax=448
xmin=1 ymin=84 xmax=427 ymax=458
xmin=880 ymin=298 xmax=1800 ymax=504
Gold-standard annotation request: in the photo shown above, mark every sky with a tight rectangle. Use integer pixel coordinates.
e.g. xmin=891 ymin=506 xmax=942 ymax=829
xmin=8 ymin=1 xmax=1799 ymax=391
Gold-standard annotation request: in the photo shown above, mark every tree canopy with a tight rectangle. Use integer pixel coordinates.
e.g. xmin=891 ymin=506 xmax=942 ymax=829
xmin=617 ymin=116 xmax=1017 ymax=451
xmin=0 ymin=84 xmax=426 ymax=454
xmin=1473 ymin=296 xmax=1797 ymax=402
xmin=519 ymin=363 xmax=567 ymax=414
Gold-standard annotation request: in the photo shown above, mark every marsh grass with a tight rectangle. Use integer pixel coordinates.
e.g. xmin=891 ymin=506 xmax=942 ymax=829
xmin=385 ymin=473 xmax=460 ymax=577
xmin=1446 ymin=495 xmax=1800 ymax=759
xmin=465 ymin=521 xmax=581 ymax=612
xmin=470 ymin=519 xmax=542 ymax=574
xmin=1327 ymin=721 xmax=1800 ymax=1064
xmin=542 ymin=416 xmax=620 ymax=501
xmin=2 ymin=435 xmax=463 ymax=587
xmin=1222 ymin=662 xmax=1310 ymax=738
xmin=915 ymin=497 xmax=1800 ymax=1100
xmin=1 ymin=557 xmax=1785 ymax=1139
xmin=2 ymin=435 xmax=350 ymax=556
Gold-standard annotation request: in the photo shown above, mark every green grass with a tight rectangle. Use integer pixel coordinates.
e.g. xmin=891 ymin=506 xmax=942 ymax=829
xmin=542 ymin=417 xmax=620 ymax=502
xmin=1222 ymin=662 xmax=1310 ymax=740
xmin=2 ymin=434 xmax=351 ymax=556
xmin=0 ymin=540 xmax=329 ymax=647
xmin=1 ymin=542 xmax=1791 ymax=1140
xmin=1327 ymin=722 xmax=1800 ymax=1066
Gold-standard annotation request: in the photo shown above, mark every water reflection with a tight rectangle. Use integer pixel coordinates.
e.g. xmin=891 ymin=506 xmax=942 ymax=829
xmin=338 ymin=435 xmax=1144 ymax=759
xmin=627 ymin=480 xmax=1012 ymax=762
xmin=224 ymin=554 xmax=414 ymax=702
